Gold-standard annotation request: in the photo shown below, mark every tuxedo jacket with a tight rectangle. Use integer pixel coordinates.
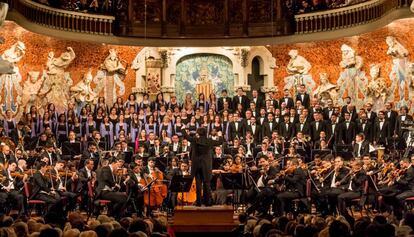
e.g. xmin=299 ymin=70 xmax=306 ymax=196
xmin=373 ymin=119 xmax=390 ymax=144
xmin=278 ymin=122 xmax=295 ymax=140
xmin=338 ymin=121 xmax=357 ymax=145
xmin=353 ymin=140 xmax=370 ymax=157
xmin=279 ymin=97 xmax=295 ymax=109
xmin=295 ymin=93 xmax=310 ymax=109
xmin=246 ymin=124 xmax=262 ymax=143
xmin=295 ymin=122 xmax=311 ymax=136
xmin=217 ymin=97 xmax=233 ymax=111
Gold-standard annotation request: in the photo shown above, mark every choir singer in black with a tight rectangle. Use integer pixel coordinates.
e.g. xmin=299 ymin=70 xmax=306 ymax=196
xmin=182 ymin=125 xmax=224 ymax=206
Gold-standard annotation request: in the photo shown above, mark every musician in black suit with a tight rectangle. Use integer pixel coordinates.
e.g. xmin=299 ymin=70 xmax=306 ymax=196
xmin=373 ymin=111 xmax=390 ymax=146
xmin=395 ymin=106 xmax=413 ymax=138
xmin=338 ymin=112 xmax=357 ymax=145
xmin=78 ymin=159 xmax=95 ymax=210
xmin=0 ymin=144 xmax=16 ymax=166
xmin=295 ymin=84 xmax=310 ymax=109
xmin=322 ymin=99 xmax=335 ymax=121
xmin=250 ymin=89 xmax=264 ymax=111
xmin=325 ymin=113 xmax=341 ymax=146
xmin=318 ymin=157 xmax=349 ymax=215
xmin=275 ymin=158 xmax=307 ymax=215
xmin=385 ymin=102 xmax=398 ymax=136
xmin=229 ymin=113 xmax=245 ymax=141
xmin=182 ymin=126 xmax=224 ymax=206
xmin=353 ymin=133 xmax=370 ymax=157
xmin=246 ymin=117 xmax=262 ymax=143
xmin=0 ymin=162 xmax=25 ymax=215
xmin=233 ymin=88 xmax=250 ymax=113
xmin=365 ymin=103 xmax=377 ymax=125
xmin=337 ymin=161 xmax=366 ymax=224
xmin=263 ymin=113 xmax=278 ymax=138
xmin=295 ymin=114 xmax=311 ymax=136
xmin=80 ymin=142 xmax=99 ymax=169
xmin=279 ymin=114 xmax=295 ymax=141
xmin=379 ymin=158 xmax=414 ymax=219
xmin=246 ymin=155 xmax=279 ymax=216
xmin=310 ymin=112 xmax=326 ymax=141
xmin=217 ymin=89 xmax=233 ymax=112
xmin=356 ymin=113 xmax=373 ymax=143
xmin=126 ymin=162 xmax=145 ymax=216
xmin=32 ymin=161 xmax=62 ymax=213
xmin=96 ymin=158 xmax=128 ymax=218
xmin=280 ymin=89 xmax=295 ymax=109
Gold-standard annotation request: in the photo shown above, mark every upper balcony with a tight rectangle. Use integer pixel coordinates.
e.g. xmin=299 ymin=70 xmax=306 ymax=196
xmin=1 ymin=0 xmax=413 ymax=46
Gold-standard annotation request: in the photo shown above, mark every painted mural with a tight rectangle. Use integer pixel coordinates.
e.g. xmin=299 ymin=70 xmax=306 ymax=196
xmin=175 ymin=54 xmax=235 ymax=103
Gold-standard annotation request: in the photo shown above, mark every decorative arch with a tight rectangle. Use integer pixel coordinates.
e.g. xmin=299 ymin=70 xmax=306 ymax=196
xmin=132 ymin=46 xmax=276 ymax=100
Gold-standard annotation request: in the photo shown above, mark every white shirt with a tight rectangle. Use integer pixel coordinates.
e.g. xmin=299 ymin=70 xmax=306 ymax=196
xmin=330 ymin=172 xmax=337 ymax=188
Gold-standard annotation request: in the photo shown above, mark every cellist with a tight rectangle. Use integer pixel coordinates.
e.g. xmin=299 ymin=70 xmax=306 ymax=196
xmin=126 ymin=162 xmax=145 ymax=217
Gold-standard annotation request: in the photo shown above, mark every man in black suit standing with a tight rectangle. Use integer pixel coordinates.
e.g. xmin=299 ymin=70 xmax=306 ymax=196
xmin=310 ymin=112 xmax=325 ymax=141
xmin=395 ymin=105 xmax=413 ymax=138
xmin=279 ymin=114 xmax=295 ymax=141
xmin=295 ymin=84 xmax=310 ymax=109
xmin=217 ymin=89 xmax=233 ymax=112
xmin=275 ymin=158 xmax=307 ymax=215
xmin=353 ymin=133 xmax=370 ymax=157
xmin=233 ymin=87 xmax=250 ymax=113
xmin=229 ymin=113 xmax=245 ymax=141
xmin=96 ymin=158 xmax=128 ymax=217
xmin=295 ymin=114 xmax=311 ymax=136
xmin=280 ymin=89 xmax=295 ymax=109
xmin=373 ymin=111 xmax=390 ymax=146
xmin=251 ymin=89 xmax=264 ymax=111
xmin=246 ymin=116 xmax=262 ymax=143
xmin=385 ymin=102 xmax=398 ymax=136
xmin=339 ymin=112 xmax=356 ymax=145
xmin=182 ymin=126 xmax=224 ymax=206
xmin=357 ymin=113 xmax=373 ymax=143
xmin=263 ymin=112 xmax=278 ymax=138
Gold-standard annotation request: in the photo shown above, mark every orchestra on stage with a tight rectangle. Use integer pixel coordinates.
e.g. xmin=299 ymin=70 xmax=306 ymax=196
xmin=0 ymin=87 xmax=414 ymax=221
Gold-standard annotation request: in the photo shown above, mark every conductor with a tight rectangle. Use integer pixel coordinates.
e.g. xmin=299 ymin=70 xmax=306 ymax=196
xmin=182 ymin=125 xmax=224 ymax=206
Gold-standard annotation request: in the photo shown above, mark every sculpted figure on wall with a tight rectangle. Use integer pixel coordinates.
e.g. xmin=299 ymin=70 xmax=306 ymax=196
xmin=386 ymin=36 xmax=409 ymax=104
xmin=313 ymin=73 xmax=339 ymax=105
xmin=0 ymin=41 xmax=25 ymax=113
xmin=70 ymin=68 xmax=98 ymax=110
xmin=366 ymin=64 xmax=389 ymax=112
xmin=337 ymin=44 xmax=367 ymax=108
xmin=20 ymin=71 xmax=45 ymax=114
xmin=39 ymin=47 xmax=76 ymax=113
xmin=97 ymin=49 xmax=126 ymax=106
xmin=284 ymin=49 xmax=315 ymax=94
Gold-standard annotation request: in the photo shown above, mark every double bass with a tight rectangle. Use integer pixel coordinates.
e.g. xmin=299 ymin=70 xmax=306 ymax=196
xmin=141 ymin=168 xmax=168 ymax=207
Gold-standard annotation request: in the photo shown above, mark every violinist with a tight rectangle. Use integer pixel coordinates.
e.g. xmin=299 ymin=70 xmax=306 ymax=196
xmin=212 ymin=161 xmax=232 ymax=205
xmin=246 ymin=155 xmax=278 ymax=216
xmin=274 ymin=158 xmax=307 ymax=215
xmin=32 ymin=161 xmax=62 ymax=214
xmin=379 ymin=157 xmax=414 ymax=220
xmin=95 ymin=158 xmax=127 ymax=218
xmin=78 ymin=159 xmax=95 ymax=211
xmin=230 ymin=155 xmax=244 ymax=173
xmin=337 ymin=161 xmax=366 ymax=224
xmin=318 ymin=156 xmax=349 ymax=216
xmin=126 ymin=162 xmax=145 ymax=216
xmin=40 ymin=142 xmax=60 ymax=165
xmin=51 ymin=160 xmax=78 ymax=212
xmin=0 ymin=162 xmax=26 ymax=215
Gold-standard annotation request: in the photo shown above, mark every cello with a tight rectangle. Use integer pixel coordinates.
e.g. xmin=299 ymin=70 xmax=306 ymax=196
xmin=141 ymin=168 xmax=168 ymax=207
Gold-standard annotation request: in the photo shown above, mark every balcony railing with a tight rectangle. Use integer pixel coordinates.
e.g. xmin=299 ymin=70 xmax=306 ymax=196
xmin=1 ymin=0 xmax=412 ymax=39
xmin=294 ymin=0 xmax=411 ymax=34
xmin=5 ymin=0 xmax=115 ymax=35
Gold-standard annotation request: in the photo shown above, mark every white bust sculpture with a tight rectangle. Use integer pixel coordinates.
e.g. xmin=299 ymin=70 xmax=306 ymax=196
xmin=313 ymin=73 xmax=339 ymax=104
xmin=286 ymin=49 xmax=311 ymax=75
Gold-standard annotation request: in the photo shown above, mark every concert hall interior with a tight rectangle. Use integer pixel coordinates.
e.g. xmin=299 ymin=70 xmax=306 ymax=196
xmin=1 ymin=0 xmax=414 ymax=236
